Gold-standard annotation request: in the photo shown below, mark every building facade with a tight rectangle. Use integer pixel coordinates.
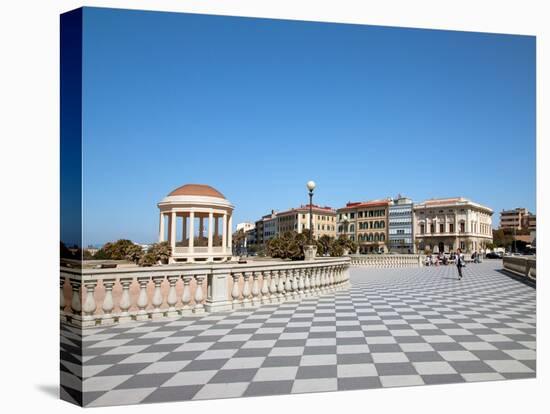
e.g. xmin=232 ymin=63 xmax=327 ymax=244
xmin=337 ymin=199 xmax=390 ymax=253
xmin=413 ymin=197 xmax=493 ymax=254
xmin=276 ymin=204 xmax=337 ymax=239
xmin=499 ymin=208 xmax=535 ymax=231
xmin=388 ymin=196 xmax=414 ymax=253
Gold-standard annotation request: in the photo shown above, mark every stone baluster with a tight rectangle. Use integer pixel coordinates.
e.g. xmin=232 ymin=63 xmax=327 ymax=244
xmin=151 ymin=276 xmax=165 ymax=319
xmin=60 ymin=276 xmax=66 ymax=320
xmin=82 ymin=280 xmax=98 ymax=327
xmin=319 ymin=267 xmax=326 ymax=293
xmin=269 ymin=270 xmax=278 ymax=303
xmin=277 ymin=270 xmax=285 ymax=302
xmin=69 ymin=278 xmax=82 ymax=322
xmin=284 ymin=269 xmax=294 ymax=299
xmin=166 ymin=275 xmax=179 ymax=317
xmin=304 ymin=267 xmax=311 ymax=296
xmin=242 ymin=272 xmax=252 ymax=307
xmin=102 ymin=278 xmax=116 ymax=325
xmin=136 ymin=276 xmax=150 ymax=321
xmin=292 ymin=269 xmax=300 ymax=300
xmin=193 ymin=274 xmax=206 ymax=313
xmin=231 ymin=272 xmax=242 ymax=309
xmin=327 ymin=266 xmax=334 ymax=290
xmin=181 ymin=275 xmax=193 ymax=314
xmin=314 ymin=267 xmax=321 ymax=293
xmin=119 ymin=277 xmax=133 ymax=323
xmin=298 ymin=268 xmax=305 ymax=298
xmin=260 ymin=271 xmax=270 ymax=304
xmin=251 ymin=271 xmax=261 ymax=306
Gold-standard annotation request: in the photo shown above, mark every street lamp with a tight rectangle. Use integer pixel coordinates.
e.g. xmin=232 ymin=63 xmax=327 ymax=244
xmin=307 ymin=180 xmax=316 ymax=244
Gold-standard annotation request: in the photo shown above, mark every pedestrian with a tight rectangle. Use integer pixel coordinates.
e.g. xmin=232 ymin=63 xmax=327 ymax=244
xmin=456 ymin=248 xmax=464 ymax=280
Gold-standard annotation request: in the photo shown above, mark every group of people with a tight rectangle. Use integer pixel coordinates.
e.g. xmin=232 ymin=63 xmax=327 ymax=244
xmin=425 ymin=249 xmax=483 ymax=280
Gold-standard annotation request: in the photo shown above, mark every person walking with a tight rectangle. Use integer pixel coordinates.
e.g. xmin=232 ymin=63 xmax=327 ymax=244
xmin=456 ymin=248 xmax=464 ymax=280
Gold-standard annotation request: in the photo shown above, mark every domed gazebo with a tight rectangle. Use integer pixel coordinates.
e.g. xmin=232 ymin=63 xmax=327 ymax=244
xmin=157 ymin=184 xmax=234 ymax=263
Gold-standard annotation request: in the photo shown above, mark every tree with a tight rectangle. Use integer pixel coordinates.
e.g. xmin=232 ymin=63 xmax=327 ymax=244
xmin=232 ymin=229 xmax=246 ymax=255
xmin=317 ymin=235 xmax=334 ymax=256
xmin=95 ymin=239 xmax=134 ymax=260
xmin=149 ymin=241 xmax=172 ymax=263
xmin=125 ymin=244 xmax=143 ymax=264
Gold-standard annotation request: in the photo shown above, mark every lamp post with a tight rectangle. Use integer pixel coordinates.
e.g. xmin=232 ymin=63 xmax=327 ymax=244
xmin=304 ymin=181 xmax=317 ymax=261
xmin=307 ymin=180 xmax=316 ymax=243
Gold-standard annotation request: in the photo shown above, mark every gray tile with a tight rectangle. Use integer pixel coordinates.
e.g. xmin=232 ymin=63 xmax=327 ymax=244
xmin=115 ymin=373 xmax=174 ymax=389
xmin=374 ymin=363 xmax=417 ymax=376
xmin=262 ymin=356 xmax=302 ymax=367
xmin=209 ymin=369 xmax=258 ymax=383
xmin=244 ymin=380 xmax=294 ymax=396
xmin=142 ymin=385 xmax=202 ymax=403
xmin=337 ymin=376 xmax=382 ymax=390
xmin=183 ymin=359 xmax=228 ymax=371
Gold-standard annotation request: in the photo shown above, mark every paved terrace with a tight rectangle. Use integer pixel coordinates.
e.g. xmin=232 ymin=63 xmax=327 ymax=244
xmin=61 ymin=261 xmax=536 ymax=407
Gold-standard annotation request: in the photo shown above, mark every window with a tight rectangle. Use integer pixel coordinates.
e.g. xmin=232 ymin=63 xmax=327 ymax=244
xmin=449 ymin=223 xmax=454 ymax=233
xmin=420 ymin=224 xmax=425 ymax=234
xmin=358 ymin=211 xmax=363 ymax=218
xmin=440 ymin=224 xmax=445 ymax=233
xmin=350 ymin=213 xmax=355 ymax=219
xmin=430 ymin=224 xmax=435 ymax=233
xmin=460 ymin=222 xmax=465 ymax=233
xmin=380 ymin=234 xmax=385 ymax=241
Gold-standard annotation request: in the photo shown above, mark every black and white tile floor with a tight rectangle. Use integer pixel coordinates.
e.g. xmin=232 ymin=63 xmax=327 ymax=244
xmin=60 ymin=261 xmax=536 ymax=407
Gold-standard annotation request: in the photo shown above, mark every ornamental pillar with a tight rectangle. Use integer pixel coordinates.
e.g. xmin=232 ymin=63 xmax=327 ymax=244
xmin=189 ymin=211 xmax=195 ymax=250
xmin=170 ymin=211 xmax=176 ymax=251
xmin=208 ymin=210 xmax=214 ymax=253
xmin=222 ymin=213 xmax=228 ymax=251
xmin=159 ymin=212 xmax=165 ymax=242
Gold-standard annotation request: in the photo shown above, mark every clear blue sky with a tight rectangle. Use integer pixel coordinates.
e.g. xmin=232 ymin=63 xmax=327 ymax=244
xmin=81 ymin=7 xmax=536 ymax=246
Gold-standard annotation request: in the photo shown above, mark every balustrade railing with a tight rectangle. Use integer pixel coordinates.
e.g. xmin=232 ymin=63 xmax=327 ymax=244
xmin=60 ymin=257 xmax=351 ymax=328
xmin=503 ymin=256 xmax=536 ymax=281
xmin=349 ymin=254 xmax=424 ymax=268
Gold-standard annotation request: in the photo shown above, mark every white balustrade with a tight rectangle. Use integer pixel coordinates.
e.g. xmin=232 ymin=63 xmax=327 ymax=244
xmin=60 ymin=257 xmax=351 ymax=328
xmin=350 ymin=254 xmax=424 ymax=268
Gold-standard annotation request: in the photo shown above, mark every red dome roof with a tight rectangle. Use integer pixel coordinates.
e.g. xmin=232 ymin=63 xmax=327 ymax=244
xmin=168 ymin=184 xmax=226 ymax=199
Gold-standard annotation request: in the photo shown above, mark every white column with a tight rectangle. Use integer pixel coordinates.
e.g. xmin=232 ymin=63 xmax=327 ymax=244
xmin=222 ymin=213 xmax=227 ymax=251
xmin=170 ymin=211 xmax=176 ymax=251
xmin=208 ymin=210 xmax=213 ymax=252
xmin=189 ymin=211 xmax=195 ymax=250
xmin=228 ymin=214 xmax=233 ymax=252
xmin=182 ymin=213 xmax=187 ymax=243
xmin=159 ymin=212 xmax=165 ymax=242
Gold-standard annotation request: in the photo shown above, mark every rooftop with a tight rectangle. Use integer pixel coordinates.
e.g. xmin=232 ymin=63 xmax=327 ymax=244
xmin=168 ymin=184 xmax=226 ymax=199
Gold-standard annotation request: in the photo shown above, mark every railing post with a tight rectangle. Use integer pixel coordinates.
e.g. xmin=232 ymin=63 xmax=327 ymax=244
xmin=269 ymin=270 xmax=278 ymax=303
xmin=166 ymin=275 xmax=179 ymax=317
xmin=277 ymin=270 xmax=286 ymax=302
xmin=242 ymin=272 xmax=252 ymax=307
xmin=304 ymin=267 xmax=311 ymax=297
xmin=205 ymin=268 xmax=232 ymax=313
xmin=82 ymin=280 xmax=98 ymax=327
xmin=102 ymin=278 xmax=116 ymax=325
xmin=193 ymin=274 xmax=206 ymax=314
xmin=251 ymin=271 xmax=261 ymax=306
xmin=260 ymin=271 xmax=270 ymax=304
xmin=119 ymin=277 xmax=133 ymax=323
xmin=60 ymin=276 xmax=66 ymax=322
xmin=298 ymin=268 xmax=305 ymax=298
xmin=136 ymin=276 xmax=150 ymax=321
xmin=231 ymin=272 xmax=242 ymax=309
xmin=69 ymin=278 xmax=82 ymax=326
xmin=151 ymin=276 xmax=165 ymax=319
xmin=181 ymin=274 xmax=193 ymax=315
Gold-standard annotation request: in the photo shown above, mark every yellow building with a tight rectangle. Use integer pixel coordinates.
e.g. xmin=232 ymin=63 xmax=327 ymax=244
xmin=337 ymin=199 xmax=390 ymax=253
xmin=276 ymin=204 xmax=337 ymax=239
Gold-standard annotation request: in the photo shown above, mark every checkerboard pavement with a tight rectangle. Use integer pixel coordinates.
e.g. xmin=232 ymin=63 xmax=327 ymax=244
xmin=60 ymin=261 xmax=536 ymax=407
